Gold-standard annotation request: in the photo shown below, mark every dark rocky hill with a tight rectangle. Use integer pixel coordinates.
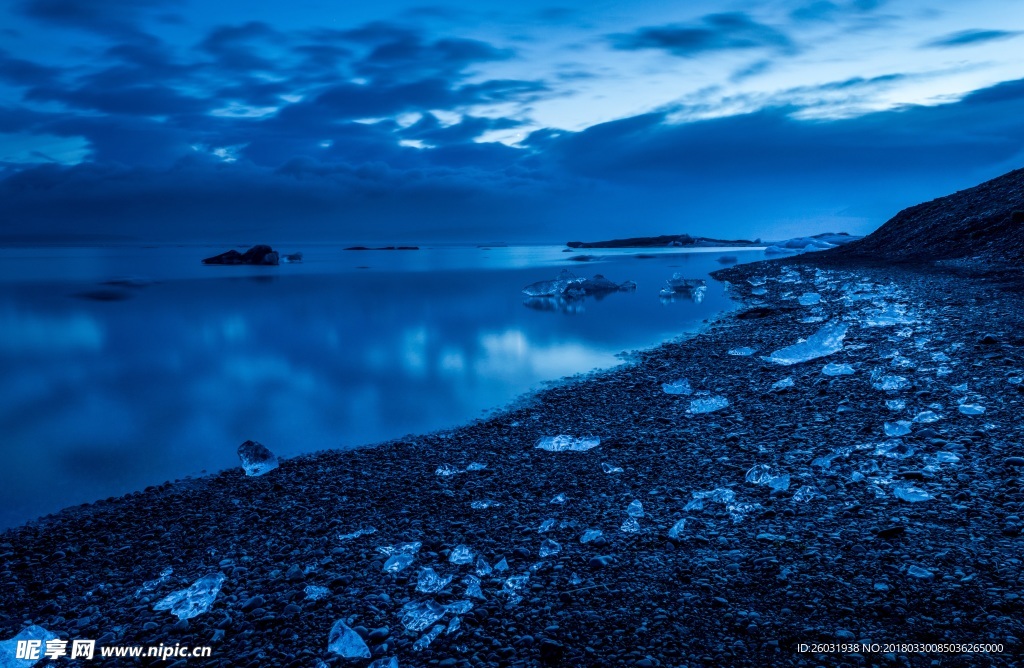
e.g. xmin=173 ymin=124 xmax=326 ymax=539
xmin=829 ymin=167 xmax=1024 ymax=264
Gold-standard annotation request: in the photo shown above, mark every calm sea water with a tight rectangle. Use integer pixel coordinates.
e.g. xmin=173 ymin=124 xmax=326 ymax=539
xmin=0 ymin=244 xmax=764 ymax=527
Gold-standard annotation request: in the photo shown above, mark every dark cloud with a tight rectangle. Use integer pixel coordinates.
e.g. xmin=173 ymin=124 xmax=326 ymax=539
xmin=16 ymin=0 xmax=179 ymax=36
xmin=923 ymin=29 xmax=1020 ymax=48
xmin=0 ymin=48 xmax=60 ymax=86
xmin=609 ymin=13 xmax=794 ymax=57
xmin=789 ymin=0 xmax=886 ymax=22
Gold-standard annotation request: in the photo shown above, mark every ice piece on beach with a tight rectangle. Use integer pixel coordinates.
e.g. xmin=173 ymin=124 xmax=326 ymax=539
xmin=327 ymin=619 xmax=371 ymax=658
xmin=689 ymin=396 xmax=729 ymax=414
xmin=400 ymin=600 xmax=447 ymax=632
xmin=907 ymin=565 xmax=934 ymax=579
xmin=885 ymin=399 xmax=906 ymax=411
xmin=768 ymin=474 xmax=791 ymax=491
xmin=449 ymin=545 xmax=473 ymax=565
xmin=471 ymin=500 xmax=502 ymax=509
xmin=726 ymin=502 xmax=762 ymax=524
xmin=745 ymin=464 xmax=774 ymax=484
xmin=934 ymin=451 xmax=960 ymax=464
xmin=822 ymin=363 xmax=854 ymax=376
xmin=684 ymin=498 xmax=704 ymax=511
xmin=764 ymin=322 xmax=848 ymax=366
xmin=463 ymin=575 xmax=484 ymax=600
xmin=475 ymin=556 xmax=493 ymax=576
xmin=435 ymin=464 xmax=461 ymax=476
xmin=384 ymin=554 xmax=414 ymax=573
xmin=368 ymin=658 xmax=399 ymax=668
xmin=626 ymin=500 xmax=644 ymax=517
xmin=568 ymin=572 xmax=583 ymax=586
xmin=958 ymin=403 xmax=985 ymax=415
xmin=883 ymin=421 xmax=912 ymax=437
xmin=668 ymin=519 xmax=686 ymax=539
xmin=581 ymin=529 xmax=603 ymax=543
xmin=893 ymin=486 xmax=932 ymax=502
xmin=539 ymin=539 xmax=562 ymax=558
xmin=447 ymin=599 xmax=474 ymax=615
xmin=748 ymin=276 xmax=767 ymax=286
xmin=154 ymin=573 xmax=226 ymax=620
xmin=692 ymin=488 xmax=736 ymax=504
xmin=378 ymin=541 xmax=422 ymax=556
xmin=237 ymin=440 xmax=279 ymax=477
xmin=550 ymin=493 xmax=567 ymax=504
xmin=466 ymin=462 xmax=487 ymax=471
xmin=620 ymin=517 xmax=641 ymax=533
xmin=136 ymin=566 xmax=174 ymax=596
xmin=913 ymin=411 xmax=941 ymax=423
xmin=0 ymin=625 xmax=58 ymax=667
xmin=772 ymin=377 xmax=794 ymax=390
xmin=792 ymin=486 xmax=820 ymax=502
xmin=417 ymin=568 xmax=454 ymax=593
xmin=494 ymin=558 xmax=509 ymax=572
xmin=339 ymin=527 xmax=376 ymax=541
xmin=799 ymin=315 xmax=825 ymax=324
xmin=305 ymin=585 xmax=330 ymax=601
xmin=751 ymin=287 xmax=768 ymax=296
xmin=798 ymin=293 xmax=821 ymax=306
xmin=662 ymin=379 xmax=693 ymax=395
xmin=728 ymin=347 xmax=757 ymax=356
xmin=873 ymin=374 xmax=910 ymax=392
xmin=602 ymin=462 xmax=624 ymax=474
xmin=446 ymin=616 xmax=461 ymax=637
xmin=875 ymin=440 xmax=915 ymax=459
xmin=539 ymin=519 xmax=556 ymax=533
xmin=413 ymin=624 xmax=444 ymax=652
xmin=502 ymin=574 xmax=529 ymax=601
xmin=951 ymin=382 xmax=968 ymax=393
xmin=862 ymin=304 xmax=915 ymax=327
xmin=536 ymin=435 xmax=601 ymax=452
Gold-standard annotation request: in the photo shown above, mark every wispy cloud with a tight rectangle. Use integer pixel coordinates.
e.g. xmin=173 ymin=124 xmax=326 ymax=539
xmin=609 ymin=13 xmax=794 ymax=58
xmin=923 ymin=29 xmax=1021 ymax=48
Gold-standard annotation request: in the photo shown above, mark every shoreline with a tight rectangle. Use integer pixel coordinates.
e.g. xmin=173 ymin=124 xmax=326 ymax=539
xmin=3 ymin=255 xmax=1023 ymax=666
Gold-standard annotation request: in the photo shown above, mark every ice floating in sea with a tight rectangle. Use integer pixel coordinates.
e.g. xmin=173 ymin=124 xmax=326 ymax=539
xmin=539 ymin=519 xmax=556 ymax=533
xmin=668 ymin=519 xmax=686 ymax=539
xmin=580 ymin=529 xmax=603 ymax=543
xmin=539 ymin=539 xmax=561 ymax=558
xmin=791 ymin=486 xmax=820 ymax=502
xmin=872 ymin=374 xmax=910 ymax=392
xmin=471 ymin=500 xmax=502 ymax=509
xmin=436 ymin=464 xmax=461 ymax=476
xmin=522 ymin=270 xmax=585 ymax=298
xmin=384 ymin=554 xmax=415 ymax=573
xmin=764 ymin=322 xmax=848 ymax=366
xmin=661 ymin=379 xmax=693 ymax=395
xmin=958 ymin=403 xmax=985 ymax=415
xmin=463 ymin=575 xmax=484 ymax=600
xmin=907 ymin=565 xmax=934 ymax=579
xmin=237 ymin=440 xmax=279 ymax=477
xmin=449 ymin=545 xmax=473 ymax=565
xmin=620 ymin=517 xmax=641 ymax=533
xmin=339 ymin=527 xmax=376 ymax=541
xmin=728 ymin=347 xmax=757 ymax=356
xmin=475 ymin=556 xmax=492 ymax=577
xmin=466 ymin=462 xmax=487 ymax=471
xmin=536 ymin=435 xmax=601 ymax=452
xmin=153 ymin=573 xmax=226 ymax=620
xmin=689 ymin=396 xmax=729 ymax=414
xmin=400 ymin=600 xmax=447 ymax=632
xmin=660 ymin=274 xmax=707 ymax=302
xmin=822 ymin=363 xmax=855 ymax=376
xmin=883 ymin=421 xmax=912 ymax=437
xmin=135 ymin=566 xmax=174 ymax=596
xmin=885 ymin=399 xmax=906 ymax=411
xmin=798 ymin=293 xmax=821 ymax=306
xmin=0 ymin=625 xmax=58 ymax=667
xmin=913 ymin=411 xmax=941 ymax=423
xmin=327 ymin=619 xmax=372 ymax=658
xmin=602 ymin=463 xmax=624 ymax=474
xmin=772 ymin=377 xmax=794 ymax=390
xmin=893 ymin=486 xmax=932 ymax=503
xmin=550 ymin=493 xmax=567 ymax=504
xmin=417 ymin=568 xmax=454 ymax=593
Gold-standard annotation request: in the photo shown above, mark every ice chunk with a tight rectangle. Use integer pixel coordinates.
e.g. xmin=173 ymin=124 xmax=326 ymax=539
xmin=550 ymin=493 xmax=567 ymax=504
xmin=446 ymin=616 xmax=461 ymax=636
xmin=885 ymin=399 xmax=906 ymax=411
xmin=327 ymin=620 xmax=371 ymax=658
xmin=872 ymin=374 xmax=910 ymax=392
xmin=580 ymin=529 xmax=603 ymax=543
xmin=305 ymin=585 xmax=330 ymax=601
xmin=475 ymin=556 xmax=493 ymax=576
xmin=463 ymin=575 xmax=484 ymax=600
xmin=445 ymin=599 xmax=474 ymax=615
xmin=0 ymin=625 xmax=59 ymax=667
xmin=413 ymin=625 xmax=444 ymax=651
xmin=728 ymin=347 xmax=757 ymax=356
xmin=906 ymin=565 xmax=934 ymax=579
xmin=745 ymin=464 xmax=775 ymax=484
xmin=822 ymin=363 xmax=854 ymax=376
xmin=535 ymin=435 xmax=601 ymax=452
xmin=620 ymin=517 xmax=641 ymax=533
xmin=539 ymin=539 xmax=561 ymax=558
xmin=449 ymin=545 xmax=473 ymax=565
xmin=862 ymin=305 xmax=915 ymax=327
xmin=237 ymin=440 xmax=278 ymax=477
xmin=522 ymin=270 xmax=586 ymax=298
xmin=748 ymin=276 xmax=767 ymax=286
xmin=417 ymin=568 xmax=454 ymax=593
xmin=751 ymin=287 xmax=768 ymax=296
xmin=668 ymin=519 xmax=686 ymax=539
xmin=466 ymin=462 xmax=487 ymax=471
xmin=689 ymin=396 xmax=729 ymax=414
xmin=726 ymin=502 xmax=762 ymax=523
xmin=539 ymin=519 xmax=556 ymax=533
xmin=875 ymin=440 xmax=915 ymax=459
xmin=883 ymin=421 xmax=912 ymax=437
xmin=764 ymin=322 xmax=848 ymax=366
xmin=568 ymin=572 xmax=583 ymax=586
xmin=684 ymin=498 xmax=704 ymax=511
xmin=378 ymin=541 xmax=422 ymax=556
xmin=470 ymin=500 xmax=502 ymax=509
xmin=768 ymin=474 xmax=791 ymax=491
xmin=494 ymin=558 xmax=509 ymax=572
xmin=368 ymin=658 xmax=399 ymax=668
xmin=934 ymin=451 xmax=960 ymax=463
xmin=893 ymin=486 xmax=931 ymax=502
xmin=913 ymin=411 xmax=941 ymax=423
xmin=662 ymin=379 xmax=693 ymax=395
xmin=772 ymin=377 xmax=794 ymax=390
xmin=135 ymin=566 xmax=174 ymax=596
xmin=339 ymin=527 xmax=376 ymax=541
xmin=791 ymin=486 xmax=820 ymax=502
xmin=400 ymin=600 xmax=447 ymax=632
xmin=798 ymin=293 xmax=821 ymax=306
xmin=383 ymin=554 xmax=415 ymax=573
xmin=692 ymin=488 xmax=736 ymax=504
xmin=435 ymin=464 xmax=461 ymax=476
xmin=154 ymin=573 xmax=226 ymax=620
xmin=602 ymin=462 xmax=624 ymax=474
xmin=624 ymin=500 xmax=644 ymax=518
xmin=958 ymin=403 xmax=985 ymax=415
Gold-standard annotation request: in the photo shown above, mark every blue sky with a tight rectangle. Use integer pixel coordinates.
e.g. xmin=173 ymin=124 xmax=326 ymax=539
xmin=1 ymin=0 xmax=1023 ymax=242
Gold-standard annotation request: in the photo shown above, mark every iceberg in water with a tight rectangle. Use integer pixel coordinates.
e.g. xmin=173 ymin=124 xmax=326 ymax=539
xmin=660 ymin=274 xmax=707 ymax=302
xmin=536 ymin=435 xmax=601 ymax=452
xmin=154 ymin=573 xmax=226 ymax=620
xmin=764 ymin=322 xmax=848 ymax=366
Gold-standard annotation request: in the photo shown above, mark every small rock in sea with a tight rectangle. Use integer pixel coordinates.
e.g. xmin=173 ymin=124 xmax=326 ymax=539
xmin=327 ymin=619 xmax=371 ymax=658
xmin=237 ymin=440 xmax=279 ymax=477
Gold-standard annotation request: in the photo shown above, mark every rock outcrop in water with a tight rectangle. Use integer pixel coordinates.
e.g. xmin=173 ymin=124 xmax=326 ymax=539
xmin=202 ymin=244 xmax=280 ymax=265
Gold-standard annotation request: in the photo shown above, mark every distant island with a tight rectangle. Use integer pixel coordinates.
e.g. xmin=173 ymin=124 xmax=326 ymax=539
xmin=343 ymin=245 xmax=420 ymax=251
xmin=567 ymin=232 xmax=859 ymax=251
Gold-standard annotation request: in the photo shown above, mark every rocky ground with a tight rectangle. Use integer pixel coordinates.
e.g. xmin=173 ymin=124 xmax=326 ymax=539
xmin=3 ymin=256 xmax=1024 ymax=667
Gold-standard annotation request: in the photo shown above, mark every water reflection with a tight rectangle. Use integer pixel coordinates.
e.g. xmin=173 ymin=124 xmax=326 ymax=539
xmin=0 ymin=245 xmax=762 ymax=527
